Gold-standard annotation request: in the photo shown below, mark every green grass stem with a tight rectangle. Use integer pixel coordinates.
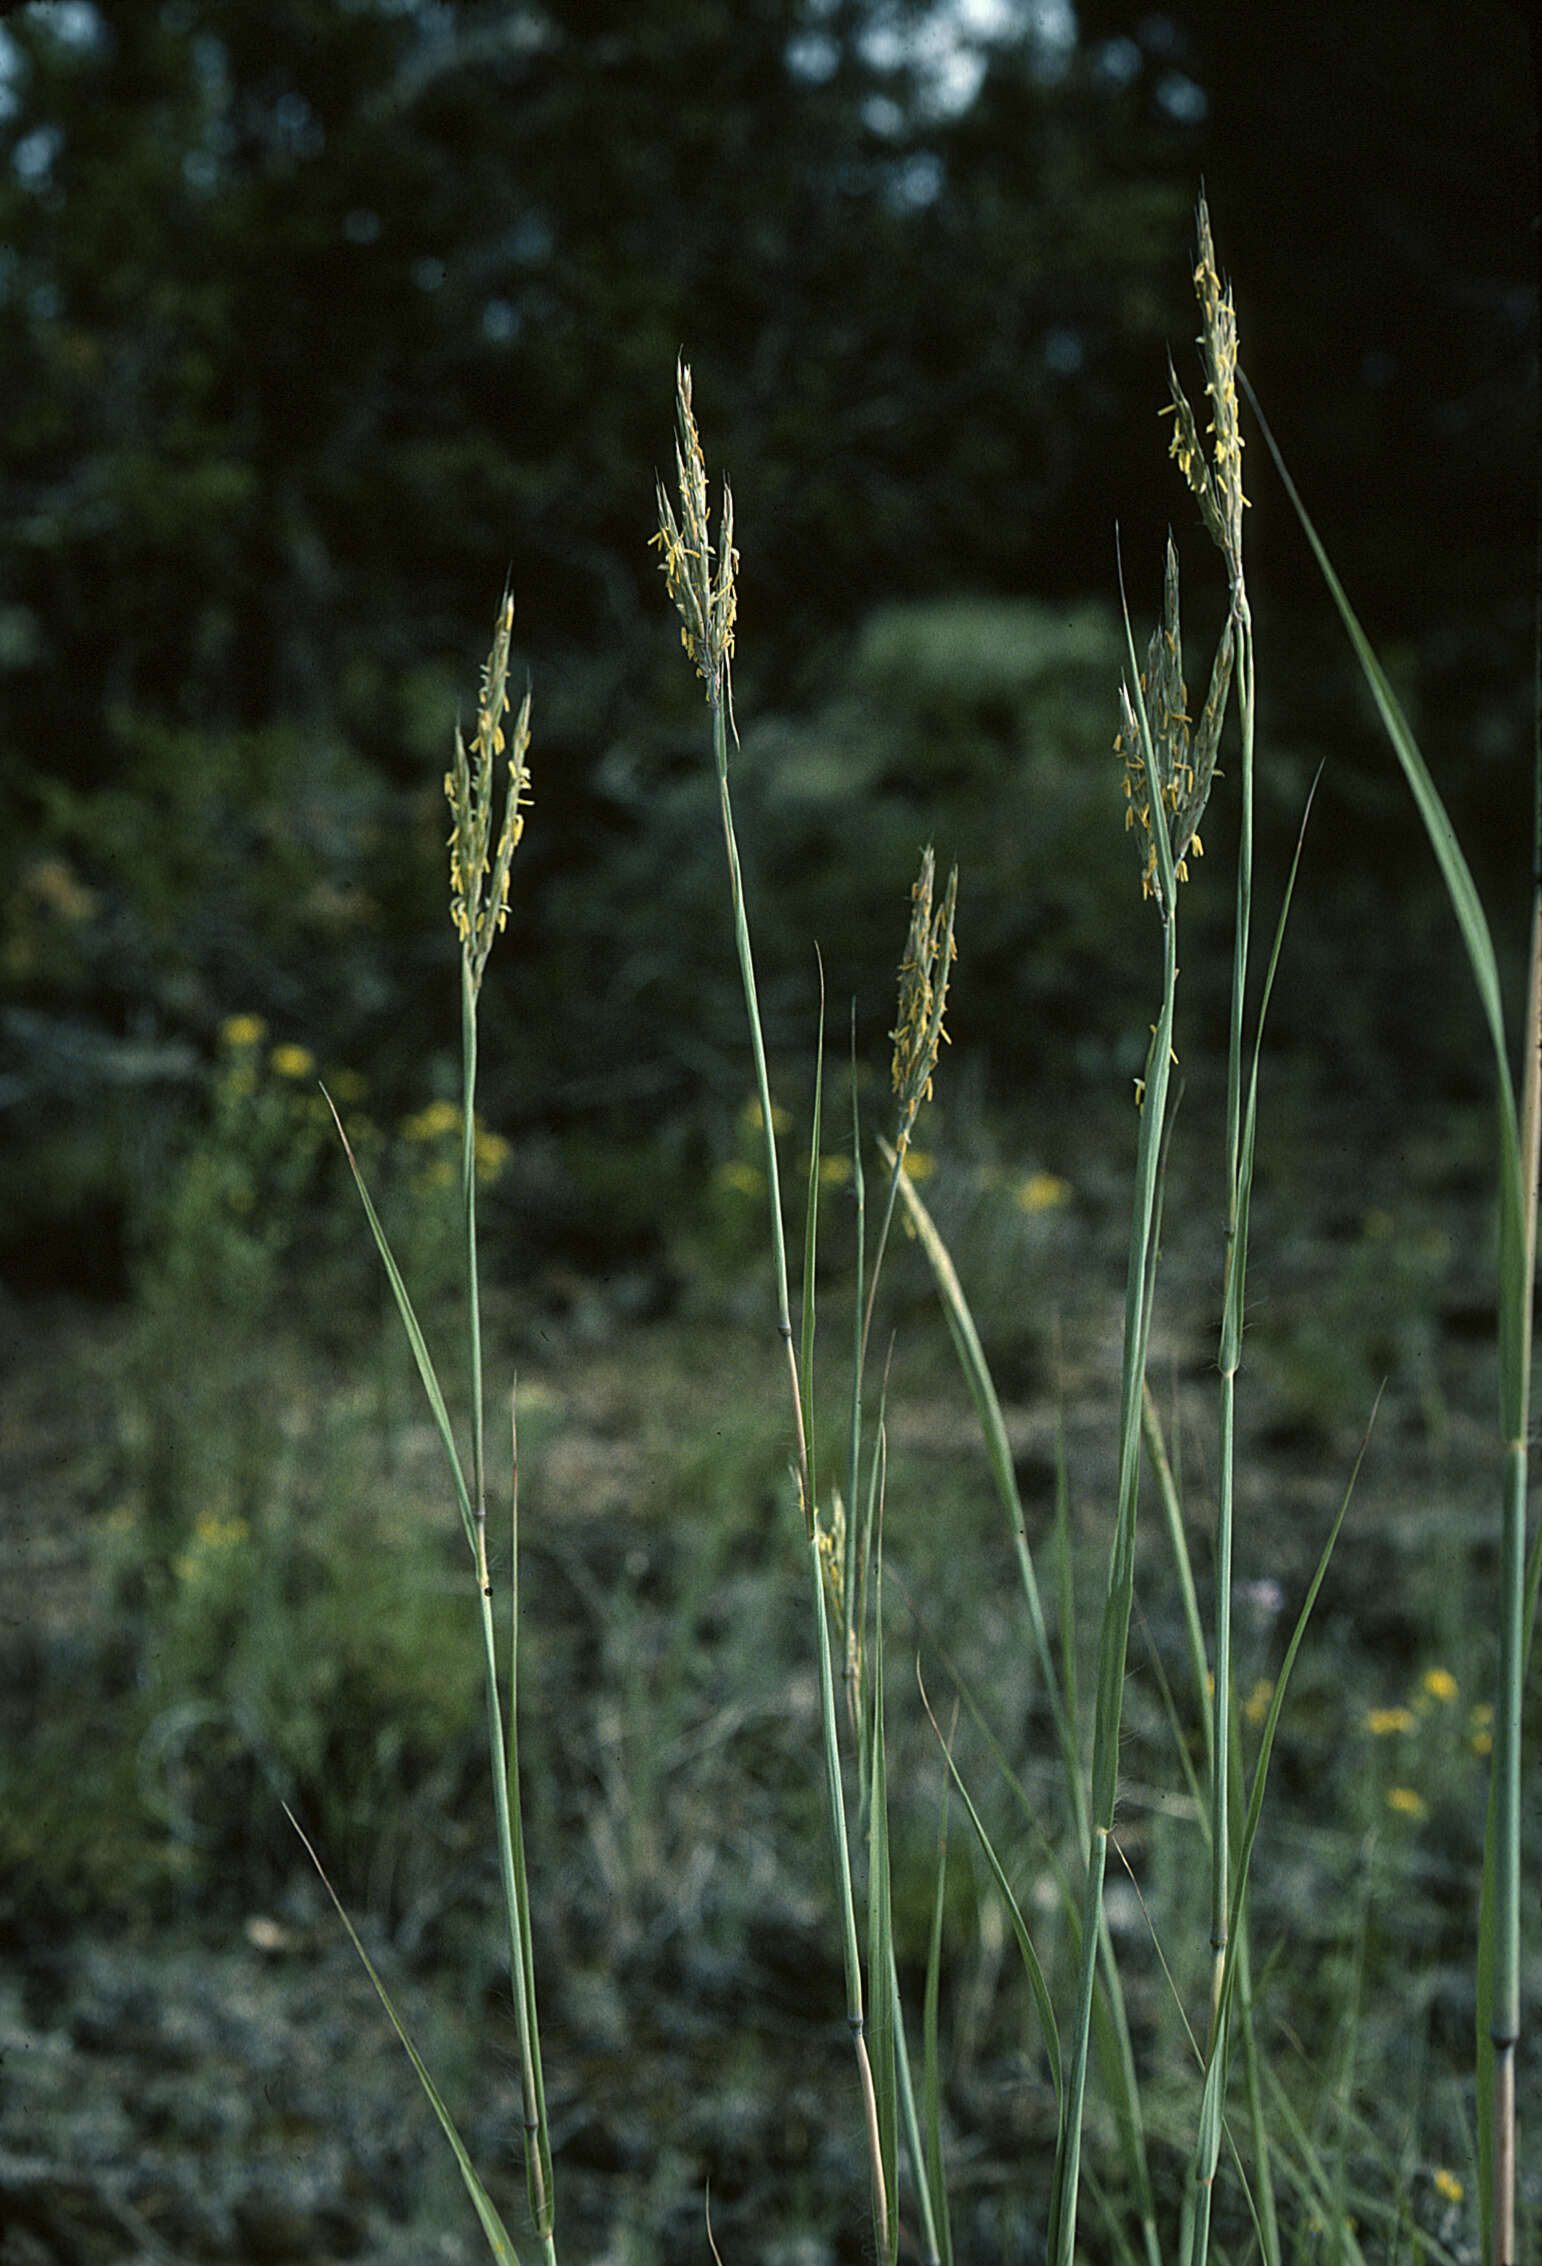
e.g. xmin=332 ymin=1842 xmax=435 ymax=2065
xmin=1248 ymin=379 xmax=1532 ymax=2266
xmin=892 ymin=1152 xmax=1160 ymax=2260
xmin=659 ymin=362 xmax=897 ymax=2251
xmin=323 ymin=600 xmax=556 ymax=2259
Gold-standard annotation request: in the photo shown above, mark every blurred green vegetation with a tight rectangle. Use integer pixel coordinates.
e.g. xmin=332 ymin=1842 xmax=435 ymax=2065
xmin=0 ymin=1083 xmax=1517 ymax=2250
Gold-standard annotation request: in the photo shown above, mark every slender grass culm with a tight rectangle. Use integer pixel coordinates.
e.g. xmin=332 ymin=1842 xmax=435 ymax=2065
xmin=884 ymin=197 xmax=1344 ymax=2263
xmin=656 ymin=365 xmax=971 ymax=2265
xmin=654 ymin=360 xmax=897 ymax=2256
xmin=294 ymin=598 xmax=553 ymax=2266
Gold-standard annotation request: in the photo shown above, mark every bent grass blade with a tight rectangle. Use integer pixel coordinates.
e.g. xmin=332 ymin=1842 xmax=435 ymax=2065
xmin=1248 ymin=378 xmax=1531 ymax=2266
xmin=285 ymin=1805 xmax=524 ymax=2266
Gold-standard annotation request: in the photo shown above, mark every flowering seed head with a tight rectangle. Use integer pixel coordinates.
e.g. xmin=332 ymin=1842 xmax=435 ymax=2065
xmin=890 ymin=846 xmax=958 ymax=1155
xmin=1163 ymin=190 xmax=1246 ymax=578
xmin=1114 ymin=537 xmax=1232 ymax=907
xmin=445 ymin=591 xmax=533 ymax=991
xmin=816 ymin=1491 xmax=846 ymax=1622
xmin=652 ymin=358 xmax=738 ymax=718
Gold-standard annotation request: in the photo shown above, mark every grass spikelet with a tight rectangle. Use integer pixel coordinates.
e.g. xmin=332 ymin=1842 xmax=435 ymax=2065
xmin=890 ymin=845 xmax=959 ymax=1163
xmin=446 ymin=590 xmax=533 ymax=992
xmin=652 ymin=357 xmax=738 ymax=718
xmin=1164 ymin=187 xmax=1246 ymax=578
xmin=1115 ymin=537 xmax=1234 ymax=905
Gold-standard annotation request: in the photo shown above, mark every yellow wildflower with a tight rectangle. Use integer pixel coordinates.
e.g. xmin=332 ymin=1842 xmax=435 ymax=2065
xmin=1365 ymin=1707 xmax=1416 ymax=1737
xmin=1420 ymin=1667 xmax=1458 ymax=1705
xmin=1386 ymin=1786 xmax=1426 ymax=1820
xmin=195 ymin=1509 xmax=248 ymax=1549
xmin=716 ymin=1160 xmax=763 ymax=1198
xmin=1015 ymin=1171 xmax=1071 ymax=1215
xmin=269 ymin=1043 xmax=314 ymax=1080
xmin=1243 ymin=1678 xmax=1273 ymax=1727
xmin=741 ymin=1097 xmax=792 ymax=1136
xmin=1431 ymin=2167 xmax=1463 ymax=2205
xmin=220 ymin=1014 xmax=266 ymax=1049
xmin=473 ymin=1126 xmax=511 ymax=1184
xmin=401 ymin=1100 xmax=461 ymax=1143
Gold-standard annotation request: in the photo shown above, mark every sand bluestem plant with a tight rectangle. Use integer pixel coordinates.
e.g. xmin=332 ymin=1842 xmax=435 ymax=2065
xmin=655 ymin=359 xmax=900 ymax=2255
xmin=1038 ymin=189 xmax=1254 ymax=2266
xmin=846 ymin=848 xmax=958 ymax=1743
xmin=1164 ymin=189 xmax=1263 ymax=2266
xmin=297 ymin=596 xmax=550 ymax=2266
xmin=267 ymin=196 xmax=1532 ymax=2266
xmin=887 ymin=196 xmax=1334 ymax=2266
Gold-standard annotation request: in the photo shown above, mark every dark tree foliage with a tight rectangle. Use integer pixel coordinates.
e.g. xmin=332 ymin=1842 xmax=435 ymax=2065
xmin=0 ymin=0 xmax=1533 ymax=1285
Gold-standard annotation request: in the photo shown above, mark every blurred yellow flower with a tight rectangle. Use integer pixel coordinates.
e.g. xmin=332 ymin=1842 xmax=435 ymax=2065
xmin=1243 ymin=1678 xmax=1273 ymax=1727
xmin=818 ymin=1154 xmax=853 ymax=1186
xmin=269 ymin=1043 xmax=315 ymax=1080
xmin=328 ymin=1068 xmax=369 ymax=1104
xmin=1014 ymin=1170 xmax=1072 ymax=1215
xmin=901 ymin=1148 xmax=936 ymax=1181
xmin=402 ymin=1100 xmax=461 ymax=1143
xmin=1431 ymin=2167 xmax=1463 ymax=2205
xmin=1420 ymin=1667 xmax=1458 ymax=1705
xmin=174 ymin=1508 xmax=249 ymax=1585
xmin=220 ymin=1014 xmax=267 ymax=1049
xmin=195 ymin=1509 xmax=248 ymax=1549
xmin=474 ymin=1127 xmax=511 ymax=1184
xmin=1386 ymin=1786 xmax=1426 ymax=1820
xmin=716 ymin=1160 xmax=764 ymax=1198
xmin=741 ymin=1097 xmax=792 ymax=1136
xmin=1365 ymin=1707 xmax=1416 ymax=1737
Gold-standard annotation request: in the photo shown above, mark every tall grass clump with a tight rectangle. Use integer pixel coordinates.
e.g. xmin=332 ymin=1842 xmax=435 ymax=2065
xmin=652 ymin=230 xmax=1300 ymax=2256
xmin=653 ymin=193 xmax=1533 ymax=2263
xmin=284 ymin=195 xmax=1532 ymax=2266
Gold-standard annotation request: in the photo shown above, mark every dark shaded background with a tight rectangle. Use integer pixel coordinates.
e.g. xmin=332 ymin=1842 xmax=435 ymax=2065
xmin=0 ymin=0 xmax=1536 ymax=1294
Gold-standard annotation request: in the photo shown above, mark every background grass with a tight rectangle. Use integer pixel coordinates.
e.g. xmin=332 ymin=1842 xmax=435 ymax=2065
xmin=1 ymin=1056 xmax=1528 ymax=2257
